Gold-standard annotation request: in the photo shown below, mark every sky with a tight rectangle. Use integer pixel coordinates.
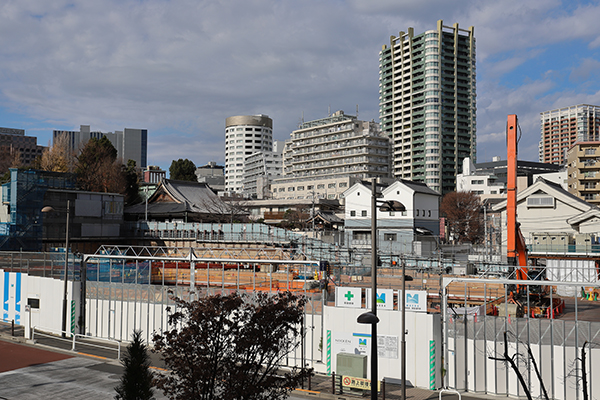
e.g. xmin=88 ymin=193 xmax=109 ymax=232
xmin=2 ymin=0 xmax=600 ymax=173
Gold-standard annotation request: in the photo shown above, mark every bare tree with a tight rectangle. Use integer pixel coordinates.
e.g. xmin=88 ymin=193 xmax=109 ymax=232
xmin=489 ymin=331 xmax=549 ymax=400
xmin=39 ymin=132 xmax=76 ymax=172
xmin=565 ymin=341 xmax=597 ymax=400
xmin=441 ymin=191 xmax=483 ymax=244
xmin=199 ymin=194 xmax=249 ymax=223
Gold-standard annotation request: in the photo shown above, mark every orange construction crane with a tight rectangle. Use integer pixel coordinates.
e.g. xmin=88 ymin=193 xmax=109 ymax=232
xmin=506 ymin=114 xmax=528 ymax=279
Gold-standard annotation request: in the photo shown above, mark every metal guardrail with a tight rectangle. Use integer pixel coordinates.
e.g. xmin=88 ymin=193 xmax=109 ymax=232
xmin=72 ymin=334 xmax=121 ymax=360
xmin=439 ymin=388 xmax=461 ymax=399
xmin=31 ymin=326 xmax=121 ymax=360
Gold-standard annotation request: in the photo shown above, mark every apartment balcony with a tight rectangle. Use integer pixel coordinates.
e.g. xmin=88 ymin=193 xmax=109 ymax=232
xmin=581 ymin=171 xmax=600 ymax=180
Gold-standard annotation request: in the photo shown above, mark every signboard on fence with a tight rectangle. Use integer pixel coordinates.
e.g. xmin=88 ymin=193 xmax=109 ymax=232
xmin=400 ymin=290 xmax=428 ymax=312
xmin=341 ymin=375 xmax=380 ymax=391
xmin=333 ymin=332 xmax=398 ymax=359
xmin=335 ymin=287 xmax=362 ymax=308
xmin=365 ymin=288 xmax=394 ymax=310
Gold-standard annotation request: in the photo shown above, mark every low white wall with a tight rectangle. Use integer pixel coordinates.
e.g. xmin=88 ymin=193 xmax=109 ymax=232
xmin=448 ymin=336 xmax=600 ymax=399
xmin=1 ymin=270 xmax=78 ymax=338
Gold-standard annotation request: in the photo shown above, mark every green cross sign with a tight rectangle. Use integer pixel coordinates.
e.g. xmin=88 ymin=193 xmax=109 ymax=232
xmin=344 ymin=291 xmax=354 ymax=301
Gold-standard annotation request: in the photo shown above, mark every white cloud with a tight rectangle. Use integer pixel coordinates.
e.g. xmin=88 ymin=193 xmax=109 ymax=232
xmin=2 ymin=0 xmax=600 ymax=171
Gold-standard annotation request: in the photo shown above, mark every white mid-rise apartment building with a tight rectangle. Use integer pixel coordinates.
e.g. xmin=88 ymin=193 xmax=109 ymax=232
xmin=272 ymin=110 xmax=391 ymax=200
xmin=243 ymin=141 xmax=283 ymax=199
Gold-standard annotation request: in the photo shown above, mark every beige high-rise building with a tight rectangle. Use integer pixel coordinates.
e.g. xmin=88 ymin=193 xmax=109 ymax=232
xmin=540 ymin=104 xmax=600 ymax=165
xmin=566 ymin=141 xmax=600 ymax=206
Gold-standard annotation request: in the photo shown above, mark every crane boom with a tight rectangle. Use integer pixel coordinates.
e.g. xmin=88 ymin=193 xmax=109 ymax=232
xmin=506 ymin=115 xmax=528 ymax=272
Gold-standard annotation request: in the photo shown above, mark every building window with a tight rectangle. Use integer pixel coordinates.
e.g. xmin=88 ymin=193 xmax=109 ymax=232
xmin=317 ymin=184 xmax=325 ymax=189
xmin=361 ymin=210 xmax=367 ymax=217
xmin=350 ymin=210 xmax=356 ymax=217
xmin=384 ymin=233 xmax=397 ymax=241
xmin=328 ymin=183 xmax=336 ymax=188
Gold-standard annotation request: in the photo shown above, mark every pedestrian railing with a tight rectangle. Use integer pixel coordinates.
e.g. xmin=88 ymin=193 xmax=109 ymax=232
xmin=31 ymin=326 xmax=121 ymax=360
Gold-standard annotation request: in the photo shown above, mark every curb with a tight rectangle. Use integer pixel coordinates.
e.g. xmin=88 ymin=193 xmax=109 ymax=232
xmin=292 ymin=389 xmax=352 ymax=400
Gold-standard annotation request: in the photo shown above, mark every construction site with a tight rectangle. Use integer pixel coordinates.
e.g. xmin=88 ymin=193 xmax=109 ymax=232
xmin=1 ymin=116 xmax=600 ymax=399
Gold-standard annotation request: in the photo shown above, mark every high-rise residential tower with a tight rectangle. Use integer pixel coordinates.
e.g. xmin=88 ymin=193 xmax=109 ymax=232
xmin=539 ymin=104 xmax=600 ymax=165
xmin=379 ymin=20 xmax=476 ymax=194
xmin=224 ymin=114 xmax=273 ymax=193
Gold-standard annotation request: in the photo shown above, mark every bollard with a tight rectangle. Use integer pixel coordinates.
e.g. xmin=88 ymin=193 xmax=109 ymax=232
xmin=308 ymin=373 xmax=312 ymax=391
xmin=332 ymin=372 xmax=335 ymax=394
xmin=12 ymin=319 xmax=14 ymax=336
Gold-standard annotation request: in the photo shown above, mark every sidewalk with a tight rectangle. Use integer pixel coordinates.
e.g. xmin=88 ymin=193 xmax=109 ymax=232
xmin=293 ymin=372 xmax=501 ymax=400
xmin=0 ymin=320 xmax=496 ymax=400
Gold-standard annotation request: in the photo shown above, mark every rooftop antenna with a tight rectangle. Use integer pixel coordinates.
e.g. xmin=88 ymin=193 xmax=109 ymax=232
xmin=328 ymin=105 xmax=331 ymax=117
xmin=356 ymin=104 xmax=359 ymax=118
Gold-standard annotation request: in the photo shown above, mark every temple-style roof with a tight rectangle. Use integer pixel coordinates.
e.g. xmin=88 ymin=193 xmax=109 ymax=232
xmin=125 ymin=179 xmax=234 ymax=221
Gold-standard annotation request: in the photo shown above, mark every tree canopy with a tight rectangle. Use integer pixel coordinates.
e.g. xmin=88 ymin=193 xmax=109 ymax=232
xmin=440 ymin=191 xmax=483 ymax=244
xmin=123 ymin=159 xmax=142 ymax=205
xmin=115 ymin=330 xmax=154 ymax=400
xmin=38 ymin=132 xmax=75 ymax=173
xmin=152 ymin=291 xmax=311 ymax=400
xmin=75 ymin=136 xmax=126 ymax=194
xmin=169 ymin=158 xmax=197 ymax=181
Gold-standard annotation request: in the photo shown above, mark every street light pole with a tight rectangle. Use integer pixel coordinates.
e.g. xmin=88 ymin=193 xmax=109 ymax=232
xmin=62 ymin=200 xmax=70 ymax=338
xmin=42 ymin=200 xmax=70 ymax=338
xmin=357 ymin=179 xmax=406 ymax=400
xmin=401 ymin=256 xmax=406 ymax=400
xmin=370 ymin=178 xmax=378 ymax=400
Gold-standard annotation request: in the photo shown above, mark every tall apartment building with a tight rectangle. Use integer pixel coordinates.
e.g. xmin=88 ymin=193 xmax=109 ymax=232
xmin=53 ymin=125 xmax=148 ymax=168
xmin=379 ymin=20 xmax=476 ymax=194
xmin=271 ymin=110 xmax=390 ymax=200
xmin=224 ymin=115 xmax=273 ymax=193
xmin=243 ymin=141 xmax=282 ymax=199
xmin=540 ymin=104 xmax=600 ymax=165
xmin=566 ymin=141 xmax=600 ymax=206
xmin=0 ymin=127 xmax=46 ymax=166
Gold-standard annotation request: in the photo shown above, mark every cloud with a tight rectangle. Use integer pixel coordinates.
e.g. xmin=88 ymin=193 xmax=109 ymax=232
xmin=2 ymin=0 xmax=600 ymax=172
xmin=570 ymin=58 xmax=600 ymax=81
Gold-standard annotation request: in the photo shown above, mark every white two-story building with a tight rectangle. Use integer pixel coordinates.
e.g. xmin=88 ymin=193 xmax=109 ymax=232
xmin=343 ymin=179 xmax=441 ymax=259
